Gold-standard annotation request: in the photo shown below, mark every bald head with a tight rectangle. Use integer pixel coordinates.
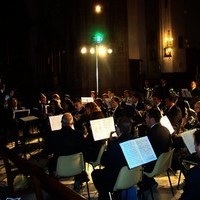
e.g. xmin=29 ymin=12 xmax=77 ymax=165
xmin=61 ymin=112 xmax=74 ymax=127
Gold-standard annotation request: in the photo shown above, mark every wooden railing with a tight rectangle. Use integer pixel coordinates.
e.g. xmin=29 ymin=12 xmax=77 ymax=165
xmin=0 ymin=145 xmax=86 ymax=200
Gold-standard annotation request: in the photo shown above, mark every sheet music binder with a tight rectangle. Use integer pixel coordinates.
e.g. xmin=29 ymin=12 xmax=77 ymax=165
xmin=160 ymin=115 xmax=174 ymax=134
xmin=181 ymin=128 xmax=197 ymax=154
xmin=90 ymin=117 xmax=116 ymax=141
xmin=120 ymin=136 xmax=157 ymax=169
xmin=49 ymin=115 xmax=63 ymax=131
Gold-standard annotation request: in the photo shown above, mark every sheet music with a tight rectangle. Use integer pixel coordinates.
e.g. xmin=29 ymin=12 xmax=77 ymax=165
xmin=181 ymin=89 xmax=192 ymax=98
xmin=90 ymin=117 xmax=116 ymax=141
xmin=181 ymin=129 xmax=196 ymax=154
xmin=81 ymin=97 xmax=94 ymax=104
xmin=160 ymin=115 xmax=174 ymax=134
xmin=120 ymin=136 xmax=157 ymax=169
xmin=135 ymin=137 xmax=157 ymax=164
xmin=49 ymin=115 xmax=63 ymax=131
xmin=19 ymin=115 xmax=39 ymax=122
xmin=120 ymin=140 xmax=144 ymax=168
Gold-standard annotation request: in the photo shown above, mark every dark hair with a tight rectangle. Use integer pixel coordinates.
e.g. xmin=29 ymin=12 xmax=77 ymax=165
xmin=132 ymin=92 xmax=141 ymax=99
xmin=165 ymin=93 xmax=177 ymax=102
xmin=117 ymin=117 xmax=132 ymax=134
xmin=146 ymin=108 xmax=161 ymax=122
xmin=152 ymin=92 xmax=162 ymax=100
xmin=74 ymin=98 xmax=81 ymax=103
xmin=85 ymin=102 xmax=101 ymax=113
xmin=94 ymin=98 xmax=103 ymax=106
xmin=194 ymin=129 xmax=200 ymax=145
xmin=112 ymin=96 xmax=120 ymax=104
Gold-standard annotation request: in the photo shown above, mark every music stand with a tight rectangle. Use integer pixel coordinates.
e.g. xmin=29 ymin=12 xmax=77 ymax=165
xmin=18 ymin=115 xmax=39 ymax=159
xmin=13 ymin=109 xmax=30 ymax=119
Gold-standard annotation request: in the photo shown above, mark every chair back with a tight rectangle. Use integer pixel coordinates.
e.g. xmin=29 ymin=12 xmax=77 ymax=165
xmin=89 ymin=143 xmax=107 ymax=168
xmin=145 ymin=148 xmax=175 ymax=177
xmin=113 ymin=165 xmax=142 ymax=191
xmin=56 ymin=152 xmax=84 ymax=177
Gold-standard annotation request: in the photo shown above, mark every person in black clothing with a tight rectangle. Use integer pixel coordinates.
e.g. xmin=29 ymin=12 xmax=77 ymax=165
xmin=47 ymin=113 xmax=86 ymax=180
xmin=91 ymin=117 xmax=135 ymax=200
xmin=190 ymin=80 xmax=200 ymax=99
xmin=72 ymin=98 xmax=86 ymax=131
xmin=151 ymin=92 xmax=165 ymax=116
xmin=131 ymin=92 xmax=145 ymax=111
xmin=5 ymin=97 xmax=23 ymax=145
xmin=144 ymin=108 xmax=172 ymax=170
xmin=139 ymin=108 xmax=172 ymax=189
xmin=164 ymin=94 xmax=182 ymax=135
xmin=61 ymin=94 xmax=75 ymax=113
xmin=32 ymin=93 xmax=48 ymax=117
xmin=155 ymin=77 xmax=170 ymax=102
xmin=110 ymin=96 xmax=126 ymax=123
xmin=82 ymin=102 xmax=106 ymax=162
xmin=48 ymin=99 xmax=63 ymax=116
xmin=94 ymin=97 xmax=109 ymax=117
xmin=179 ymin=129 xmax=200 ymax=200
xmin=164 ymin=94 xmax=184 ymax=171
xmin=32 ymin=93 xmax=50 ymax=138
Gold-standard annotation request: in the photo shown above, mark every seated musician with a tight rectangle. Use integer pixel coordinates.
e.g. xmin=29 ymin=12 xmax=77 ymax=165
xmin=82 ymin=102 xmax=106 ymax=162
xmin=32 ymin=93 xmax=50 ymax=137
xmin=139 ymin=108 xmax=172 ymax=189
xmin=46 ymin=112 xmax=87 ymax=190
xmin=5 ymin=97 xmax=25 ymax=146
xmin=72 ymin=98 xmax=85 ymax=131
xmin=179 ymin=129 xmax=200 ymax=200
xmin=92 ymin=117 xmax=135 ymax=200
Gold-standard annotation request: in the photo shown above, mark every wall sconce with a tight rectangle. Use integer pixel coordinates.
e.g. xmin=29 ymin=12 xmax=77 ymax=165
xmin=164 ymin=47 xmax=172 ymax=57
xmin=164 ymin=30 xmax=173 ymax=58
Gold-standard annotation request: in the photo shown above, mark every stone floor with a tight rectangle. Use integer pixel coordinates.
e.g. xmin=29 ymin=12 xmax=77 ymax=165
xmin=0 ymin=139 xmax=185 ymax=200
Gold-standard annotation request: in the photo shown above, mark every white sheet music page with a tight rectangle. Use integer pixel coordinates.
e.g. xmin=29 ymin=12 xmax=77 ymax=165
xmin=160 ymin=115 xmax=174 ymax=134
xmin=81 ymin=97 xmax=94 ymax=104
xmin=90 ymin=117 xmax=116 ymax=141
xmin=135 ymin=136 xmax=157 ymax=164
xmin=181 ymin=128 xmax=196 ymax=154
xmin=120 ymin=139 xmax=144 ymax=169
xmin=49 ymin=115 xmax=63 ymax=131
xmin=120 ymin=136 xmax=157 ymax=169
